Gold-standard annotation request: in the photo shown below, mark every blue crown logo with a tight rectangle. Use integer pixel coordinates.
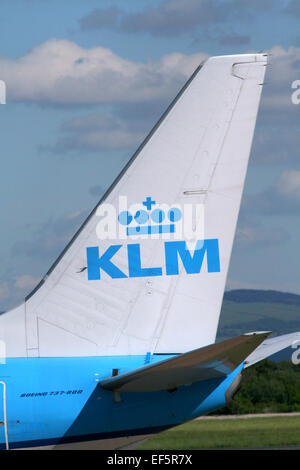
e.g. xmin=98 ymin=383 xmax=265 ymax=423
xmin=118 ymin=197 xmax=182 ymax=236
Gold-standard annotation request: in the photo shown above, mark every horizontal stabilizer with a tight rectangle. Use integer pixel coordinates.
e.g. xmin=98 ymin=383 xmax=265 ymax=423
xmin=245 ymin=332 xmax=300 ymax=368
xmin=100 ymin=332 xmax=270 ymax=392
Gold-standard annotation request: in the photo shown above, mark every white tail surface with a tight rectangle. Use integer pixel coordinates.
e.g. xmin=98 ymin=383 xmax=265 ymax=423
xmin=12 ymin=53 xmax=267 ymax=357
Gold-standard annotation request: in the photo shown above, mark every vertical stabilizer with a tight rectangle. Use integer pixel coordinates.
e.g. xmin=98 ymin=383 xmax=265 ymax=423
xmin=2 ymin=53 xmax=267 ymax=357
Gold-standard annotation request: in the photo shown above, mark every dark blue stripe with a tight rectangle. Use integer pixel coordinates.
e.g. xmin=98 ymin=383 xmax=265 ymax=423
xmin=3 ymin=424 xmax=172 ymax=449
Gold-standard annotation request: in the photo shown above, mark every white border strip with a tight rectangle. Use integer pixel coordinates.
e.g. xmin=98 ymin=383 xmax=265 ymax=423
xmin=0 ymin=381 xmax=9 ymax=450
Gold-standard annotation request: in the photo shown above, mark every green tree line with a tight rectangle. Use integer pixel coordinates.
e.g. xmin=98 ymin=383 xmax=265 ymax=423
xmin=215 ymin=360 xmax=300 ymax=415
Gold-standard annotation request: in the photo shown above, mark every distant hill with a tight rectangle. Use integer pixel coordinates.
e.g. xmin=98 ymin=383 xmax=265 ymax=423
xmin=224 ymin=289 xmax=300 ymax=306
xmin=217 ymin=289 xmax=300 ymax=342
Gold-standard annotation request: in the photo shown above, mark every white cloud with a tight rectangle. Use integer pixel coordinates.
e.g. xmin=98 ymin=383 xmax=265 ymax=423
xmin=1 ymin=39 xmax=207 ymax=105
xmin=277 ymin=170 xmax=300 ymax=199
xmin=66 ymin=208 xmax=89 ymax=220
xmin=242 ymin=169 xmax=300 ymax=215
xmin=13 ymin=208 xmax=90 ymax=260
xmin=249 ymin=45 xmax=300 ymax=165
xmin=50 ymin=113 xmax=145 ymax=152
xmin=3 ymin=39 xmax=300 ymax=163
xmin=226 ymin=278 xmax=300 ymax=295
xmin=14 ymin=275 xmax=40 ymax=290
xmin=235 ymin=221 xmax=289 ymax=248
xmin=79 ymin=0 xmax=276 ymax=37
xmin=262 ymin=45 xmax=300 ymax=111
xmin=226 ymin=279 xmax=272 ymax=291
xmin=2 ymin=40 xmax=299 ymax=110
xmin=0 ymin=283 xmax=9 ymax=300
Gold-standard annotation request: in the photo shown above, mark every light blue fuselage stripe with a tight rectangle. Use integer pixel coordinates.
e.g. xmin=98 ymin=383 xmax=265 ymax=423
xmin=0 ymin=356 xmax=243 ymax=449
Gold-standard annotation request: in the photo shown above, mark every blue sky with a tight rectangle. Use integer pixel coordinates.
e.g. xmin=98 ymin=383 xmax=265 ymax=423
xmin=0 ymin=0 xmax=300 ymax=309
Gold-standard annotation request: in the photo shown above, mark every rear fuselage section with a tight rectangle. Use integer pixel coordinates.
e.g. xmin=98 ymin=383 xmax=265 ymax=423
xmin=0 ymin=356 xmax=242 ymax=449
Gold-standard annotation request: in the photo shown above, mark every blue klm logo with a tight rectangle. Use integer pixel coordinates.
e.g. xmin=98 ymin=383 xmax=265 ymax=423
xmin=86 ymin=240 xmax=220 ymax=280
xmin=86 ymin=197 xmax=220 ymax=280
xmin=118 ymin=197 xmax=182 ymax=236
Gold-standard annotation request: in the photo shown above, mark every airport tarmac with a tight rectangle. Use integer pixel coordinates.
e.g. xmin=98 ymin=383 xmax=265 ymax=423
xmin=197 ymin=412 xmax=300 ymax=420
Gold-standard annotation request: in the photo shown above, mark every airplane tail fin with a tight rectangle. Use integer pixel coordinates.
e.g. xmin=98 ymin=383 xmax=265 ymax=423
xmin=2 ymin=53 xmax=267 ymax=357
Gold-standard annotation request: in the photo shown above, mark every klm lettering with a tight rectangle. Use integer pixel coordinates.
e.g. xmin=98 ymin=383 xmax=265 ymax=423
xmin=86 ymin=239 xmax=220 ymax=280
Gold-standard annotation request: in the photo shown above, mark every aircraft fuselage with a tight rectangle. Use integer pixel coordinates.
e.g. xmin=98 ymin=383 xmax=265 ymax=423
xmin=0 ymin=356 xmax=242 ymax=449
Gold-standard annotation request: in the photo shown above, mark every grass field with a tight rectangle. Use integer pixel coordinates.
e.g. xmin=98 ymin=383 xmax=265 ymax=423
xmin=137 ymin=415 xmax=300 ymax=449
